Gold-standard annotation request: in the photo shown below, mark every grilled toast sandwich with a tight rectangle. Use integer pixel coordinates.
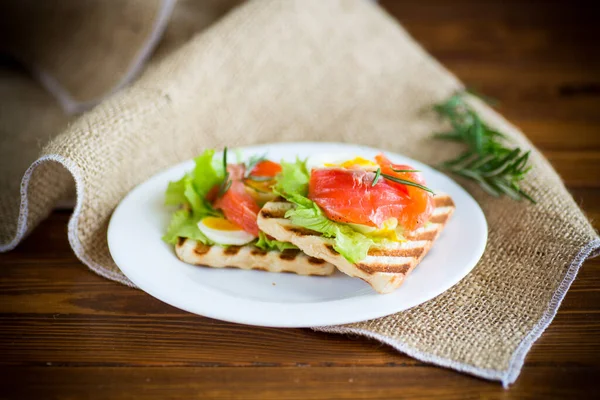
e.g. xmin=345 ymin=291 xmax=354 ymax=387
xmin=257 ymin=193 xmax=455 ymax=293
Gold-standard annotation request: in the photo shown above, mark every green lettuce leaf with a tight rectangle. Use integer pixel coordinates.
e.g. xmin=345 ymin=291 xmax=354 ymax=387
xmin=255 ymin=232 xmax=298 ymax=252
xmin=162 ymin=209 xmax=213 ymax=245
xmin=284 ymin=198 xmax=374 ymax=263
xmin=274 ymin=158 xmax=374 ymax=263
xmin=164 ymin=149 xmax=225 ymax=210
xmin=165 ymin=177 xmax=187 ymax=206
xmin=192 ymin=149 xmax=226 ymax=197
xmin=274 ymin=158 xmax=310 ymax=197
xmin=183 ymin=176 xmax=220 ymax=217
xmin=163 ymin=149 xmax=225 ymax=244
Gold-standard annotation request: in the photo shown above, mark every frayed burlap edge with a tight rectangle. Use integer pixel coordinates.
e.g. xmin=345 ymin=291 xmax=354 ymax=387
xmin=0 ymin=154 xmax=135 ymax=285
xmin=317 ymin=239 xmax=600 ymax=388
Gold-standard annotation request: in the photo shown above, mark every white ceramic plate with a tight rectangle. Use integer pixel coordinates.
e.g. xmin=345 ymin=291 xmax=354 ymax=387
xmin=108 ymin=142 xmax=487 ymax=327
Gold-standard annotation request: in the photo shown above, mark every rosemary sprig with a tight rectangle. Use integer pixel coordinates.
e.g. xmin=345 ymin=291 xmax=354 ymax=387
xmin=244 ymin=153 xmax=267 ymax=178
xmin=433 ymin=92 xmax=535 ymax=203
xmin=371 ymin=168 xmax=382 ymax=186
xmin=217 ymin=147 xmax=231 ymax=197
xmin=371 ymin=167 xmax=434 ymax=194
xmin=391 ymin=168 xmax=420 ymax=173
xmin=381 ymin=173 xmax=435 ymax=194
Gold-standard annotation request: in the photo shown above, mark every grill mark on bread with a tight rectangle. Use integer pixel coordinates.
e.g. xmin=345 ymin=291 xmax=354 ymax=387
xmin=326 ymin=245 xmax=339 ymax=256
xmin=279 ymin=249 xmax=300 ymax=260
xmin=250 ymin=248 xmax=268 ymax=256
xmin=285 ymin=226 xmax=321 ymax=237
xmin=193 ymin=242 xmax=211 ymax=256
xmin=252 ymin=266 xmax=268 ymax=271
xmin=429 ymin=214 xmax=450 ymax=224
xmin=367 ymin=247 xmax=424 ymax=258
xmin=223 ymin=246 xmax=242 ymax=256
xmin=308 ymin=257 xmax=326 ymax=265
xmin=408 ymin=231 xmax=437 ymax=241
xmin=434 ymin=195 xmax=454 ymax=208
xmin=261 ymin=208 xmax=287 ymax=219
xmin=356 ymin=262 xmax=411 ymax=274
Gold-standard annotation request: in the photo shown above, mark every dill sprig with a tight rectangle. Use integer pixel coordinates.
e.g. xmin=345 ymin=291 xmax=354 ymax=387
xmin=381 ymin=173 xmax=435 ymax=194
xmin=371 ymin=167 xmax=382 ymax=187
xmin=244 ymin=153 xmax=267 ymax=178
xmin=370 ymin=166 xmax=435 ymax=194
xmin=433 ymin=92 xmax=535 ymax=203
xmin=217 ymin=147 xmax=232 ymax=197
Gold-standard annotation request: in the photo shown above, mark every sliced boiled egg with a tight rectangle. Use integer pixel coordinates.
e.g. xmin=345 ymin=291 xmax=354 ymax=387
xmin=197 ymin=216 xmax=256 ymax=246
xmin=306 ymin=153 xmax=378 ymax=171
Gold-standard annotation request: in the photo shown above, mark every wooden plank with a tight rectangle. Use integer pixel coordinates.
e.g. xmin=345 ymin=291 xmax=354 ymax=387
xmin=544 ymin=152 xmax=600 ymax=188
xmin=2 ymin=365 xmax=599 ymax=400
xmin=379 ymin=0 xmax=600 ymax=155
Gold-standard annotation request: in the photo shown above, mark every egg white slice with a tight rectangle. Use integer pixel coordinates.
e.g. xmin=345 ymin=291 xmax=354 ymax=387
xmin=197 ymin=217 xmax=256 ymax=246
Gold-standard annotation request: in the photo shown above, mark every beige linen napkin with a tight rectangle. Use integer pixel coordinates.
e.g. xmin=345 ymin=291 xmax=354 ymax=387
xmin=0 ymin=0 xmax=598 ymax=386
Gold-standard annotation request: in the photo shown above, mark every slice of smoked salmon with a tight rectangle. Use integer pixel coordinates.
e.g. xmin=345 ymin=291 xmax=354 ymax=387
xmin=375 ymin=154 xmax=433 ymax=231
xmin=308 ymin=168 xmax=410 ymax=228
xmin=214 ymin=164 xmax=260 ymax=236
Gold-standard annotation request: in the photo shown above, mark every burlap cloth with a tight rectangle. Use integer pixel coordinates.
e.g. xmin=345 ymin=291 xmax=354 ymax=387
xmin=0 ymin=0 xmax=598 ymax=387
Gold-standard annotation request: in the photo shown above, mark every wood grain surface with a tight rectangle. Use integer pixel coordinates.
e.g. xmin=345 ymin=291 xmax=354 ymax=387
xmin=1 ymin=1 xmax=599 ymax=399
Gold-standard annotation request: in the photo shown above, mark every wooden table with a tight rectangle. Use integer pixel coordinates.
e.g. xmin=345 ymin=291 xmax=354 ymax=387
xmin=1 ymin=1 xmax=599 ymax=398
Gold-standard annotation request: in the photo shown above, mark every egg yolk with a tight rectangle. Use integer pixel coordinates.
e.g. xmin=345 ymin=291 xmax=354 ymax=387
xmin=325 ymin=157 xmax=378 ymax=169
xmin=202 ymin=217 xmax=242 ymax=231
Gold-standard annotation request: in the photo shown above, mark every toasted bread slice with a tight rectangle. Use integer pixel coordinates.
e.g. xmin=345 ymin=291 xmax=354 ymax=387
xmin=257 ymin=193 xmax=455 ymax=293
xmin=175 ymin=238 xmax=335 ymax=276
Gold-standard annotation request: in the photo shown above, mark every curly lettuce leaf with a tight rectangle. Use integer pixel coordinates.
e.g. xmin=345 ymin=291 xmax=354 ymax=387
xmin=284 ymin=198 xmax=374 ymax=263
xmin=274 ymin=158 xmax=310 ymax=197
xmin=165 ymin=177 xmax=187 ymax=206
xmin=162 ymin=209 xmax=213 ymax=245
xmin=274 ymin=158 xmax=374 ymax=263
xmin=163 ymin=149 xmax=225 ymax=244
xmin=255 ymin=232 xmax=298 ymax=252
xmin=165 ymin=149 xmax=225 ymax=207
xmin=192 ymin=149 xmax=226 ymax=197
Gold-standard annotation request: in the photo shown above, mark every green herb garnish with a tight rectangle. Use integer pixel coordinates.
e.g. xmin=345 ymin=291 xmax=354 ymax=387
xmin=244 ymin=153 xmax=267 ymax=178
xmin=433 ymin=92 xmax=535 ymax=203
xmin=217 ymin=147 xmax=231 ymax=197
xmin=381 ymin=173 xmax=435 ymax=194
xmin=391 ymin=168 xmax=420 ymax=173
xmin=372 ymin=167 xmax=433 ymax=193
xmin=371 ymin=168 xmax=382 ymax=186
